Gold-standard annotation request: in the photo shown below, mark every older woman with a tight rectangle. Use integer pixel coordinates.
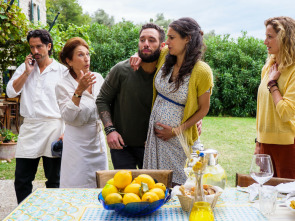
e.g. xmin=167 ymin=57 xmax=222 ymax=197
xmin=143 ymin=18 xmax=213 ymax=185
xmin=56 ymin=37 xmax=108 ymax=188
xmin=255 ymin=16 xmax=295 ymax=179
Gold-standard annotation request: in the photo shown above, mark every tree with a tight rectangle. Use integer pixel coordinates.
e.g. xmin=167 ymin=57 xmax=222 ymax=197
xmin=204 ymin=32 xmax=267 ymax=117
xmin=91 ymin=9 xmax=114 ymax=27
xmin=204 ymin=30 xmax=216 ymax=40
xmin=46 ymin=0 xmax=91 ymax=29
xmin=151 ymin=13 xmax=173 ymax=30
xmin=0 ymin=3 xmax=30 ymax=79
xmin=88 ymin=21 xmax=140 ymax=77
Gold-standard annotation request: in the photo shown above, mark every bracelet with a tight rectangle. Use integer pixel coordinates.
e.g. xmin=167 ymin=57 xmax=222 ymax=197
xmin=104 ymin=126 xmax=116 ymax=135
xmin=73 ymin=93 xmax=82 ymax=98
xmin=24 ymin=71 xmax=29 ymax=77
xmin=268 ymin=83 xmax=278 ymax=92
xmin=267 ymin=80 xmax=277 ymax=87
xmin=171 ymin=127 xmax=176 ymax=136
xmin=271 ymin=88 xmax=279 ymax=93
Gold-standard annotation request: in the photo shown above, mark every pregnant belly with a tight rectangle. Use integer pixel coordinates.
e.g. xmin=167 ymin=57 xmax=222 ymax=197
xmin=152 ymin=97 xmax=184 ymax=129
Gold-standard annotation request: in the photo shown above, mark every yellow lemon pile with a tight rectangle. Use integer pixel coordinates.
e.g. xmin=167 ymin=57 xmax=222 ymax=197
xmin=101 ymin=170 xmax=167 ymax=205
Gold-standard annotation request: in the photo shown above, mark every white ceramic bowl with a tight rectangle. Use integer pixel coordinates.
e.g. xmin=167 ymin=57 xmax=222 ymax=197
xmin=285 ymin=197 xmax=295 ymax=212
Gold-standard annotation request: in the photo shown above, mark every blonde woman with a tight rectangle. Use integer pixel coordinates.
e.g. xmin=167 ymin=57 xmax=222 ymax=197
xmin=256 ymin=16 xmax=295 ymax=179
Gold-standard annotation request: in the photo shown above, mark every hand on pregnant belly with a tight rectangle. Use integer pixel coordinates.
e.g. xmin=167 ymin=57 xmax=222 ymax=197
xmin=154 ymin=122 xmax=175 ymax=141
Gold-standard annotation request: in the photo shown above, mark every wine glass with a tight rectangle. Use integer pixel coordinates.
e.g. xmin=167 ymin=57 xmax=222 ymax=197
xmin=250 ymin=154 xmax=274 ymax=188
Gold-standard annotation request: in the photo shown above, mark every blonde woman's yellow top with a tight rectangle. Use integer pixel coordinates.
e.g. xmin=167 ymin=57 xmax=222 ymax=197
xmin=153 ymin=47 xmax=214 ymax=146
xmin=257 ymin=63 xmax=295 ymax=144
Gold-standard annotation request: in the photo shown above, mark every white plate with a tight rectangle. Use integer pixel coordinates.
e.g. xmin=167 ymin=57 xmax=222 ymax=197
xmin=276 ymin=182 xmax=295 ymax=194
xmin=285 ymin=197 xmax=295 ymax=212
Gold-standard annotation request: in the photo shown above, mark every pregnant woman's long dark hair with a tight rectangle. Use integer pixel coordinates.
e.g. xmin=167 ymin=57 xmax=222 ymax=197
xmin=162 ymin=17 xmax=206 ymax=91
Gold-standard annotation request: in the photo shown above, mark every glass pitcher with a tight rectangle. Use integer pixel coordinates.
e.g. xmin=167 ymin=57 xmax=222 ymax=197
xmin=202 ymin=149 xmax=226 ymax=189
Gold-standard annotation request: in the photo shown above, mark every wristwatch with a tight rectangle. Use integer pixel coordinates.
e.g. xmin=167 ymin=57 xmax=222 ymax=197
xmin=73 ymin=93 xmax=82 ymax=98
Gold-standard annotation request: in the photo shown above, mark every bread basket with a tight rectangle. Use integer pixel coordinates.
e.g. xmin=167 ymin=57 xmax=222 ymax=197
xmin=177 ymin=186 xmax=223 ymax=212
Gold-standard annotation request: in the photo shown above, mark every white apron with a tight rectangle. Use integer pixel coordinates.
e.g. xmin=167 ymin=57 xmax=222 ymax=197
xmin=16 ymin=118 xmax=64 ymax=158
xmin=60 ymin=122 xmax=108 ymax=188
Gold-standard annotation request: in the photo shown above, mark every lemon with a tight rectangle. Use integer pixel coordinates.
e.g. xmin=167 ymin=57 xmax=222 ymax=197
xmin=101 ymin=184 xmax=118 ymax=199
xmin=122 ymin=193 xmax=141 ymax=204
xmin=150 ymin=188 xmax=165 ymax=199
xmin=114 ymin=170 xmax=132 ymax=189
xmin=105 ymin=193 xmax=123 ymax=205
xmin=107 ymin=178 xmax=115 ymax=185
xmin=124 ymin=183 xmax=141 ymax=195
xmin=152 ymin=183 xmax=166 ymax=192
xmin=142 ymin=192 xmax=159 ymax=203
xmin=133 ymin=174 xmax=155 ymax=189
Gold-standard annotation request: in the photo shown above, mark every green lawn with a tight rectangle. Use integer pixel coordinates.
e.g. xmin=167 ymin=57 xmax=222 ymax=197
xmin=201 ymin=117 xmax=256 ymax=187
xmin=0 ymin=117 xmax=256 ymax=187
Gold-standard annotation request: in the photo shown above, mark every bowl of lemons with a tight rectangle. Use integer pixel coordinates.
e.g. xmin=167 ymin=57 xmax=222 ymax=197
xmin=98 ymin=170 xmax=171 ymax=217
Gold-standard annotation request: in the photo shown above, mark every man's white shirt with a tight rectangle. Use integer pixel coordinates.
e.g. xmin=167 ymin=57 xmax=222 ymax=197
xmin=6 ymin=59 xmax=67 ymax=158
xmin=6 ymin=59 xmax=67 ymax=119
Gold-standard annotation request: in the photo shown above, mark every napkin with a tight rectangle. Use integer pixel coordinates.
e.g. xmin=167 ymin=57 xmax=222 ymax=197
xmin=171 ymin=185 xmax=182 ymax=199
xmin=247 ymin=183 xmax=260 ymax=202
xmin=237 ymin=183 xmax=261 ymax=201
xmin=237 ymin=182 xmax=295 ymax=202
xmin=276 ymin=181 xmax=295 ymax=194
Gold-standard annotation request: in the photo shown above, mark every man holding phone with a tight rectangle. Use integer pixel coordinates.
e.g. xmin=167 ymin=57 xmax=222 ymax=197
xmin=6 ymin=29 xmax=67 ymax=203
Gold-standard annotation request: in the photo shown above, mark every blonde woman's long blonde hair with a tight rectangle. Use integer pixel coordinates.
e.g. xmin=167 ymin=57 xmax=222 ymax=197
xmin=264 ymin=16 xmax=295 ymax=71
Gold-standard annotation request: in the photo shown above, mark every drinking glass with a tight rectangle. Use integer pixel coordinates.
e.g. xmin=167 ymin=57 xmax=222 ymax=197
xmin=259 ymin=185 xmax=278 ymax=215
xmin=249 ymin=154 xmax=274 ymax=188
xmin=250 ymin=154 xmax=274 ymax=214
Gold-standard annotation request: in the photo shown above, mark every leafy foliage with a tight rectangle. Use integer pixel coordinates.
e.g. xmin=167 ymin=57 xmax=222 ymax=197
xmin=0 ymin=128 xmax=18 ymax=143
xmin=0 ymin=3 xmax=30 ymax=76
xmin=88 ymin=22 xmax=140 ymax=77
xmin=204 ymin=32 xmax=267 ymax=117
xmin=2 ymin=2 xmax=267 ymax=117
xmin=46 ymin=0 xmax=91 ymax=28
xmin=49 ymin=24 xmax=92 ymax=61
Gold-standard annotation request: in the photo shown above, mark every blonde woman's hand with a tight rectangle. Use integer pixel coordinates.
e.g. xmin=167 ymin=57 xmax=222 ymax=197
xmin=268 ymin=63 xmax=281 ymax=81
xmin=76 ymin=70 xmax=96 ymax=92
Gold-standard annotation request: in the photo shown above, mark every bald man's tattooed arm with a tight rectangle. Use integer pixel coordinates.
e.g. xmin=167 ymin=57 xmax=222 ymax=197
xmin=99 ymin=111 xmax=113 ymax=127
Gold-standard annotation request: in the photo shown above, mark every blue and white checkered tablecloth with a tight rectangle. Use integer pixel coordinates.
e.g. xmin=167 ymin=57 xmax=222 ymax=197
xmin=4 ymin=188 xmax=269 ymax=221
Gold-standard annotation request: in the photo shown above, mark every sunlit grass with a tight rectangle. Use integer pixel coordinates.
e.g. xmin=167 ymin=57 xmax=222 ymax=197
xmin=201 ymin=117 xmax=256 ymax=187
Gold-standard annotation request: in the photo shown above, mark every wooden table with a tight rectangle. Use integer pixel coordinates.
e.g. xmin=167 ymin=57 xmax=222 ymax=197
xmin=3 ymin=188 xmax=294 ymax=220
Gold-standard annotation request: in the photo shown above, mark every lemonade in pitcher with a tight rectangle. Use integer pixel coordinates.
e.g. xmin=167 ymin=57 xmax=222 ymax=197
xmin=189 ymin=202 xmax=214 ymax=221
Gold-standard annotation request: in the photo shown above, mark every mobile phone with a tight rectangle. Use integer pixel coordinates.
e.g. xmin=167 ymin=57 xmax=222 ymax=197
xmin=29 ymin=53 xmax=35 ymax=66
